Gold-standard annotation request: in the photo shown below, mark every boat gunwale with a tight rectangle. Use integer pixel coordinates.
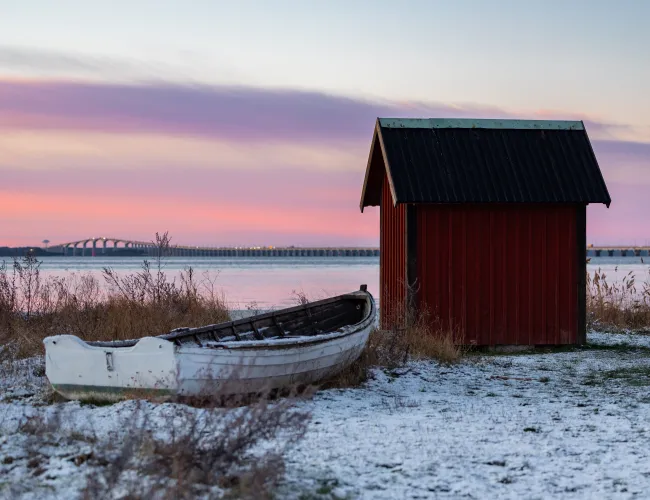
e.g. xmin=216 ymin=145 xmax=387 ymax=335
xmin=181 ymin=297 xmax=376 ymax=351
xmin=82 ymin=288 xmax=375 ymax=349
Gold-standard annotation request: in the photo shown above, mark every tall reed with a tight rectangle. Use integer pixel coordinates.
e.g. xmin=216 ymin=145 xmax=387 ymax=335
xmin=587 ymin=267 xmax=650 ymax=332
xmin=0 ymin=232 xmax=229 ymax=358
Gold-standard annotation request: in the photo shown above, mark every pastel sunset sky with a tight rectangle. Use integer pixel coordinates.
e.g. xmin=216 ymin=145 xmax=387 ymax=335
xmin=1 ymin=0 xmax=649 ymax=247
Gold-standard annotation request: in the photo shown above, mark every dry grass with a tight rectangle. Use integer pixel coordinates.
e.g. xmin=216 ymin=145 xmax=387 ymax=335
xmin=0 ymin=232 xmax=229 ymax=358
xmin=325 ymin=300 xmax=465 ymax=389
xmin=587 ymin=267 xmax=650 ymax=333
xmin=397 ymin=307 xmax=466 ymax=364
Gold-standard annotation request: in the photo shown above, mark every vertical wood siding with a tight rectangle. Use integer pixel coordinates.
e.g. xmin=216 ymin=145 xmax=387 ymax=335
xmin=380 ymin=175 xmax=406 ymax=327
xmin=416 ymin=204 xmax=578 ymax=345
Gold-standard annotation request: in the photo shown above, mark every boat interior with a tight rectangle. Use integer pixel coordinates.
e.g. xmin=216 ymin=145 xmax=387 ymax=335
xmin=86 ymin=286 xmax=372 ymax=348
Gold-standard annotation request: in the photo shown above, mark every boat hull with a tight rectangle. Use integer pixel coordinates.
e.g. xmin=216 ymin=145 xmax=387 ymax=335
xmin=176 ymin=324 xmax=371 ymax=396
xmin=44 ymin=290 xmax=375 ymax=401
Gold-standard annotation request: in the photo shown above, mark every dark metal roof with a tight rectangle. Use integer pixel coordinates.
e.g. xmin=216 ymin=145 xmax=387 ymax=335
xmin=360 ymin=118 xmax=612 ymax=211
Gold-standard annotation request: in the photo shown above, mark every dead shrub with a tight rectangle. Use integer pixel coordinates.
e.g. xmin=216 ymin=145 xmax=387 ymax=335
xmin=82 ymin=395 xmax=311 ymax=500
xmin=587 ymin=267 xmax=650 ymax=332
xmin=3 ymin=386 xmax=310 ymax=499
xmin=17 ymin=408 xmax=65 ymax=437
xmin=0 ymin=232 xmax=230 ymax=358
xmin=1 ymin=407 xmax=98 ymax=498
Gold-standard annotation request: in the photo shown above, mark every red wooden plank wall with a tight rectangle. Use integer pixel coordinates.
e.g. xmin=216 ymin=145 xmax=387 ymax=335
xmin=416 ymin=204 xmax=577 ymax=345
xmin=380 ymin=175 xmax=406 ymax=328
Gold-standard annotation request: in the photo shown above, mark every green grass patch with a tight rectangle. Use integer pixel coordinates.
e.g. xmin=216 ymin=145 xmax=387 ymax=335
xmin=584 ymin=366 xmax=650 ymax=387
xmin=468 ymin=342 xmax=650 ymax=357
xmin=298 ymin=478 xmax=351 ymax=500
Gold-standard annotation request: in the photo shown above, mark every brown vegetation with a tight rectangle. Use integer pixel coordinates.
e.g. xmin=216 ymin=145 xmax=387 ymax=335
xmin=587 ymin=267 xmax=650 ymax=333
xmin=0 ymin=232 xmax=229 ymax=358
xmin=325 ymin=299 xmax=464 ymax=389
xmin=7 ymin=389 xmax=310 ymax=499
xmin=83 ymin=399 xmax=310 ymax=499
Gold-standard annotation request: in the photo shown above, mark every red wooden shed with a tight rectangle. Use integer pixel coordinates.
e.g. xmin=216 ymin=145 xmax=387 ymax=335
xmin=360 ymin=118 xmax=611 ymax=346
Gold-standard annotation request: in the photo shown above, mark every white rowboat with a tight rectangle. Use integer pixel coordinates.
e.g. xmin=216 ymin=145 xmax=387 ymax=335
xmin=43 ymin=286 xmax=376 ymax=402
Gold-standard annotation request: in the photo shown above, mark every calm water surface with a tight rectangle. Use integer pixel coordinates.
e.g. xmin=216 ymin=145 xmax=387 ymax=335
xmin=32 ymin=256 xmax=380 ymax=309
xmin=13 ymin=256 xmax=650 ymax=309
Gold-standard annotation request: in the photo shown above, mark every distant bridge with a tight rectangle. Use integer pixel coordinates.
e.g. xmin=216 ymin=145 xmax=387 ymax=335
xmin=43 ymin=238 xmax=650 ymax=258
xmin=47 ymin=237 xmax=380 ymax=257
xmin=587 ymin=246 xmax=650 ymax=257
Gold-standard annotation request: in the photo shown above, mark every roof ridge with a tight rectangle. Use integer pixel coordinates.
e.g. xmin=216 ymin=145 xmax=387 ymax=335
xmin=378 ymin=118 xmax=584 ymax=131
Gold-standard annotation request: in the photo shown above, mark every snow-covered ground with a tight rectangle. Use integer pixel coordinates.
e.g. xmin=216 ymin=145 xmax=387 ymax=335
xmin=2 ymin=331 xmax=650 ymax=499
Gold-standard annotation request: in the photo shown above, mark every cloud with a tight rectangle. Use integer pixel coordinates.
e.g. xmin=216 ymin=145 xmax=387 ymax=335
xmin=0 ymin=79 xmax=635 ymax=145
xmin=0 ymin=188 xmax=379 ymax=248
xmin=0 ymin=164 xmax=378 ymax=246
xmin=590 ymin=139 xmax=650 ymax=184
xmin=0 ymin=45 xmax=183 ymax=81
xmin=588 ymin=181 xmax=650 ymax=245
xmin=3 ymin=130 xmax=649 ymax=247
xmin=1 ymin=76 xmax=648 ymax=246
xmin=592 ymin=139 xmax=650 ymax=160
xmin=0 ymin=79 xmax=435 ymax=143
xmin=0 ymin=130 xmax=365 ymax=172
xmin=0 ymin=46 xmax=130 ymax=74
xmin=0 ymin=165 xmax=364 ymax=211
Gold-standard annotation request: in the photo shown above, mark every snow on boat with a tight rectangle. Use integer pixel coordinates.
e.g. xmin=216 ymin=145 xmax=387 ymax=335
xmin=43 ymin=286 xmax=376 ymax=401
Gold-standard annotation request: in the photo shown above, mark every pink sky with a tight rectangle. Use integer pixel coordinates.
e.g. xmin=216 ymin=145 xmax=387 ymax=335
xmin=2 ymin=2 xmax=649 ymax=247
xmin=1 ymin=79 xmax=649 ymax=247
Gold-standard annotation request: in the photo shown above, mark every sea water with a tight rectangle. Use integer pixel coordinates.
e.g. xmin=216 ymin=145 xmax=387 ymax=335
xmin=11 ymin=255 xmax=650 ymax=310
xmin=28 ymin=256 xmax=379 ymax=309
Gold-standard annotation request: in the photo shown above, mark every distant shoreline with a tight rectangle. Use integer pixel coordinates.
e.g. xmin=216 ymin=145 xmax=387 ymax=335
xmin=0 ymin=247 xmax=146 ymax=257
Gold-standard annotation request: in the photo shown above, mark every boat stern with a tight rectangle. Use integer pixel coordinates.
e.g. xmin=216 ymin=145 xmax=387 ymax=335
xmin=43 ymin=335 xmax=178 ymax=402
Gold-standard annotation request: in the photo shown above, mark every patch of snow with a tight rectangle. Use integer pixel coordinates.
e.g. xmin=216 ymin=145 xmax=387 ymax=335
xmin=0 ymin=356 xmax=46 ymax=403
xmin=2 ymin=331 xmax=650 ymax=498
xmin=588 ymin=330 xmax=650 ymax=348
xmin=279 ymin=333 xmax=650 ymax=499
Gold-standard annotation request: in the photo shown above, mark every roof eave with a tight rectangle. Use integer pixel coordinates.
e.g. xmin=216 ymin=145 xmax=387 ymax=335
xmin=360 ymin=119 xmax=399 ymax=212
xmin=375 ymin=123 xmax=399 ymax=208
xmin=359 ymin=120 xmax=381 ymax=213
xmin=580 ymin=121 xmax=612 ymax=208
